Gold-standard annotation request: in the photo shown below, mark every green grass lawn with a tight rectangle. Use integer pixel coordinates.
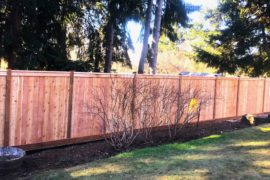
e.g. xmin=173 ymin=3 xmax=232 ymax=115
xmin=31 ymin=124 xmax=270 ymax=180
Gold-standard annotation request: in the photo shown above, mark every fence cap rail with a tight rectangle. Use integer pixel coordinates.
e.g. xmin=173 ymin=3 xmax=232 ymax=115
xmin=0 ymin=71 xmax=7 ymax=76
xmin=0 ymin=70 xmax=268 ymax=80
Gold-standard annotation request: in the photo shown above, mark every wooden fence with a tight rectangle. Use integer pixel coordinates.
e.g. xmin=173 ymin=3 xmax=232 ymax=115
xmin=0 ymin=70 xmax=269 ymax=150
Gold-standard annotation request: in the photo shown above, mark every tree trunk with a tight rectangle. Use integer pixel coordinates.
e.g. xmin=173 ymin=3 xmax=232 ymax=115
xmin=104 ymin=1 xmax=115 ymax=73
xmin=104 ymin=21 xmax=114 ymax=73
xmin=261 ymin=24 xmax=270 ymax=62
xmin=138 ymin=0 xmax=153 ymax=74
xmin=94 ymin=55 xmax=100 ymax=72
xmin=150 ymin=0 xmax=163 ymax=74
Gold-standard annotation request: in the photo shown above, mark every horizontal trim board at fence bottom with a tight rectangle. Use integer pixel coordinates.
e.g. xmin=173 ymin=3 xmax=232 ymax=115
xmin=15 ymin=112 xmax=270 ymax=151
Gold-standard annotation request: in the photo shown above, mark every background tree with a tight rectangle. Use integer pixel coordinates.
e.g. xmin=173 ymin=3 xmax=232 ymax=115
xmin=150 ymin=0 xmax=164 ymax=74
xmin=138 ymin=0 xmax=153 ymax=74
xmin=1 ymin=0 xmax=188 ymax=73
xmin=102 ymin=0 xmax=143 ymax=73
xmin=149 ymin=0 xmax=188 ymax=74
xmin=0 ymin=0 xmax=88 ymax=70
xmin=195 ymin=0 xmax=270 ymax=77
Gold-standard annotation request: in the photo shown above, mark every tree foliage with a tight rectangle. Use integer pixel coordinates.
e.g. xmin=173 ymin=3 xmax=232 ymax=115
xmin=195 ymin=0 xmax=270 ymax=77
xmin=0 ymin=0 xmax=90 ymax=70
xmin=0 ymin=0 xmax=188 ymax=72
xmin=0 ymin=0 xmax=143 ymax=71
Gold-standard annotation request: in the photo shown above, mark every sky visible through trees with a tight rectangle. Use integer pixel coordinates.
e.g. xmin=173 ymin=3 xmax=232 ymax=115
xmin=127 ymin=0 xmax=218 ymax=67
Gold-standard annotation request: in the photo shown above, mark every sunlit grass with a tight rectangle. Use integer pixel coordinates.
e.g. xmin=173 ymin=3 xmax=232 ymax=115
xmin=261 ymin=127 xmax=270 ymax=132
xmin=70 ymin=164 xmax=126 ymax=178
xmin=232 ymin=141 xmax=270 ymax=147
xmin=31 ymin=124 xmax=270 ymax=180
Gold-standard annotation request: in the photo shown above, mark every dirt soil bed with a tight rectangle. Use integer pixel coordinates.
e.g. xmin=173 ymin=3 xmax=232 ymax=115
xmin=0 ymin=119 xmax=256 ymax=179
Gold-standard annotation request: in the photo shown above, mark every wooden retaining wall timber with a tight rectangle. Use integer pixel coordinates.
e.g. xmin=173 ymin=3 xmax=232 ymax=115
xmin=0 ymin=70 xmax=269 ymax=150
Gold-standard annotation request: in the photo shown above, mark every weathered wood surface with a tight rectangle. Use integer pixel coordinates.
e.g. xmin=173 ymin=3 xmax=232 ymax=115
xmin=0 ymin=70 xmax=269 ymax=150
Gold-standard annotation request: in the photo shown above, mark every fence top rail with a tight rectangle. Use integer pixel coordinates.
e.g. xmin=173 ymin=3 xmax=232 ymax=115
xmin=0 ymin=71 xmax=7 ymax=76
xmin=0 ymin=70 xmax=70 ymax=77
xmin=0 ymin=70 xmax=268 ymax=81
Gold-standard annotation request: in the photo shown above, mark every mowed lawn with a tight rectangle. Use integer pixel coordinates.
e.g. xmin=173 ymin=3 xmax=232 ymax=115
xmin=31 ymin=124 xmax=270 ymax=180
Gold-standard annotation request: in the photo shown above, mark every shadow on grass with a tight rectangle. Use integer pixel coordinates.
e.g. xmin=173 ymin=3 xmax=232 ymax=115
xmin=31 ymin=124 xmax=270 ymax=180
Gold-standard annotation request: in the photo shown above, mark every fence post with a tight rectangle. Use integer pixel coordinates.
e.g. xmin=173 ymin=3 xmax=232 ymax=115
xmin=213 ymin=77 xmax=217 ymax=120
xmin=235 ymin=77 xmax=241 ymax=117
xmin=67 ymin=71 xmax=74 ymax=139
xmin=178 ymin=75 xmax=183 ymax=122
xmin=4 ymin=69 xmax=12 ymax=146
xmin=262 ymin=77 xmax=266 ymax=113
xmin=131 ymin=73 xmax=137 ymax=127
xmin=178 ymin=75 xmax=182 ymax=101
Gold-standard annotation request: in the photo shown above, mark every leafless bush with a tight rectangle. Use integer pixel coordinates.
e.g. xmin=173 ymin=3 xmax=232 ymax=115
xmin=161 ymin=83 xmax=212 ymax=139
xmin=136 ymin=81 xmax=172 ymax=143
xmin=90 ymin=75 xmax=211 ymax=149
xmin=90 ymin=75 xmax=165 ymax=149
xmin=90 ymin=76 xmax=140 ymax=150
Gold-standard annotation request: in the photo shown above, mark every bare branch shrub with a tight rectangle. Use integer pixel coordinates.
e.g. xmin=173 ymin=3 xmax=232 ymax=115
xmin=91 ymin=75 xmax=166 ymax=149
xmin=137 ymin=80 xmax=173 ymax=143
xmin=158 ymin=83 xmax=212 ymax=139
xmin=90 ymin=75 xmax=140 ymax=150
xmin=90 ymin=75 xmax=212 ymax=149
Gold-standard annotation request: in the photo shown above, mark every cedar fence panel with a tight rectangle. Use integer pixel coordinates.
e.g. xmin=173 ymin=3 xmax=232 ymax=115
xmin=0 ymin=70 xmax=269 ymax=150
xmin=8 ymin=71 xmax=70 ymax=146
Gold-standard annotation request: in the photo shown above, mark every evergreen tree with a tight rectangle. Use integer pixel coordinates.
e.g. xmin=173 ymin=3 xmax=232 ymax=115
xmin=102 ymin=0 xmax=143 ymax=72
xmin=195 ymin=0 xmax=270 ymax=77
xmin=0 ymin=0 xmax=86 ymax=70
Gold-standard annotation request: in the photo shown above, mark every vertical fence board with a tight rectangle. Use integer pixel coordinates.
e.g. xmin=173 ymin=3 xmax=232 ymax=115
xmin=215 ymin=78 xmax=238 ymax=119
xmin=67 ymin=71 xmax=74 ymax=138
xmin=262 ymin=78 xmax=266 ymax=112
xmin=4 ymin=69 xmax=11 ymax=146
xmin=0 ymin=75 xmax=6 ymax=146
xmin=9 ymin=75 xmax=21 ymax=146
xmin=264 ymin=79 xmax=270 ymax=112
xmin=238 ymin=79 xmax=249 ymax=115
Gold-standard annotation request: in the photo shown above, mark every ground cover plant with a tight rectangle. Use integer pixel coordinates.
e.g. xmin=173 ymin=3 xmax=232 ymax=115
xmin=31 ymin=124 xmax=270 ymax=180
